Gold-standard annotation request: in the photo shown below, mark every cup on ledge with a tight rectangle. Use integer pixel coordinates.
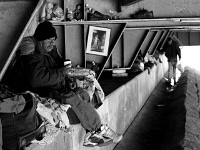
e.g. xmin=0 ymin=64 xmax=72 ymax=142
xmin=64 ymin=59 xmax=72 ymax=68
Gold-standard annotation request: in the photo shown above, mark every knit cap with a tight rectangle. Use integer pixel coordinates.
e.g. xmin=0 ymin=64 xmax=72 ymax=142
xmin=33 ymin=21 xmax=57 ymax=41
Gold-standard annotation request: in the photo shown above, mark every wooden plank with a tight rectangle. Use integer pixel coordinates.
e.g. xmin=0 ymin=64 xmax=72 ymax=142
xmin=140 ymin=30 xmax=156 ymax=57
xmin=148 ymin=31 xmax=163 ymax=55
xmin=153 ymin=30 xmax=165 ymax=51
xmin=123 ymin=29 xmax=147 ymax=69
xmin=156 ymin=30 xmax=168 ymax=51
xmin=97 ymin=23 xmax=127 ymax=79
xmin=51 ymin=17 xmax=200 ymax=30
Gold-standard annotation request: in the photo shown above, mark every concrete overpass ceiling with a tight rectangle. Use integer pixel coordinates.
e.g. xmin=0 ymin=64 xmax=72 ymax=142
xmin=0 ymin=0 xmax=199 ymax=80
xmin=121 ymin=0 xmax=200 ymax=18
xmin=118 ymin=0 xmax=200 ymax=64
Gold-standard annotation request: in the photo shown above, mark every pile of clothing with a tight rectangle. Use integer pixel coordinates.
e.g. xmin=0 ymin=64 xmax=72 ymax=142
xmin=0 ymin=83 xmax=72 ymax=149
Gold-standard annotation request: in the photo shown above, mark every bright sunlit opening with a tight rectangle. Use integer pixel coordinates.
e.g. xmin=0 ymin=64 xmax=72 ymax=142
xmin=181 ymin=46 xmax=200 ymax=71
xmin=170 ymin=45 xmax=200 ymax=85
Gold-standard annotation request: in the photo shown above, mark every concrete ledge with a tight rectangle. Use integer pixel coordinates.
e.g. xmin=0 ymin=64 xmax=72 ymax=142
xmin=27 ymin=55 xmax=168 ymax=150
xmin=182 ymin=68 xmax=200 ymax=149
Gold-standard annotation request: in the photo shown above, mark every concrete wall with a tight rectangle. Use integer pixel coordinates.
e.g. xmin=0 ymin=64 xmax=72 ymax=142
xmin=27 ymin=55 xmax=168 ymax=150
xmin=0 ymin=1 xmax=38 ymax=78
xmin=120 ymin=0 xmax=200 ymax=18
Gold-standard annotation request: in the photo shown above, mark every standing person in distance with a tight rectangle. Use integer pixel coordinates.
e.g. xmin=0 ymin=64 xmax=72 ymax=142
xmin=164 ymin=36 xmax=181 ymax=86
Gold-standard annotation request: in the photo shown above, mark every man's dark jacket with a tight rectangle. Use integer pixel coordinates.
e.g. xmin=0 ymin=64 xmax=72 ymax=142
xmin=164 ymin=40 xmax=181 ymax=62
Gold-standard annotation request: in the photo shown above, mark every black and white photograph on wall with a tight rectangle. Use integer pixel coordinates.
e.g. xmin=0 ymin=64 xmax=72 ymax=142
xmin=86 ymin=26 xmax=111 ymax=56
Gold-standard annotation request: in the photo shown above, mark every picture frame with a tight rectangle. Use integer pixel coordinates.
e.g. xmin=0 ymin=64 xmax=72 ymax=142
xmin=86 ymin=26 xmax=111 ymax=56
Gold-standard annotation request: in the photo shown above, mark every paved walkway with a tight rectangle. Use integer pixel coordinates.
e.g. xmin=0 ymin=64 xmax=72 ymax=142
xmin=114 ymin=72 xmax=187 ymax=150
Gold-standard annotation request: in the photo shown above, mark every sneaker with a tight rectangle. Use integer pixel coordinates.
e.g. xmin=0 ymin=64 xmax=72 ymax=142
xmin=31 ymin=123 xmax=60 ymax=145
xmin=83 ymin=132 xmax=104 ymax=147
xmin=96 ymin=124 xmax=123 ymax=143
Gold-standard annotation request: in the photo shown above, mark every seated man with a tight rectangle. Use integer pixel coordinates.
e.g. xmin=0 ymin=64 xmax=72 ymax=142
xmin=9 ymin=21 xmax=122 ymax=147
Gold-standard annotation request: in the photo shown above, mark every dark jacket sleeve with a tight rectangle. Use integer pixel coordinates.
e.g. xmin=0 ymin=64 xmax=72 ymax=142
xmin=164 ymin=46 xmax=169 ymax=59
xmin=23 ymin=54 xmax=66 ymax=89
xmin=175 ymin=42 xmax=181 ymax=59
xmin=49 ymin=46 xmax=65 ymax=67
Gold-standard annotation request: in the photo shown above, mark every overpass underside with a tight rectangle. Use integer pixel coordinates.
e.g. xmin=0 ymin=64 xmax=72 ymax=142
xmin=1 ymin=1 xmax=200 ymax=150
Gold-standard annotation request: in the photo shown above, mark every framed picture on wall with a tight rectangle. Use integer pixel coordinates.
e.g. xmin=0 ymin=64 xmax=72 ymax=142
xmin=86 ymin=26 xmax=111 ymax=56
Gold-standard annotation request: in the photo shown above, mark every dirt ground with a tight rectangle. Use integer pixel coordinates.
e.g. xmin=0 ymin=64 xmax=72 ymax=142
xmin=114 ymin=66 xmax=200 ymax=150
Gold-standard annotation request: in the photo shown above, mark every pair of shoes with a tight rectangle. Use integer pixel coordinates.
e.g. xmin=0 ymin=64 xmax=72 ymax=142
xmin=83 ymin=132 xmax=104 ymax=147
xmin=96 ymin=124 xmax=123 ymax=143
xmin=83 ymin=124 xmax=123 ymax=147
xmin=31 ymin=123 xmax=60 ymax=145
